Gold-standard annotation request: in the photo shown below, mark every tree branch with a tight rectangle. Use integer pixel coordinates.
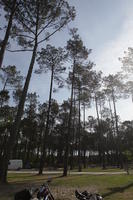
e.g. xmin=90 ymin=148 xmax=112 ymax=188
xmin=38 ymin=22 xmax=66 ymax=45
xmin=12 ymin=34 xmax=34 ymax=40
xmin=6 ymin=48 xmax=33 ymax=52
xmin=17 ymin=15 xmax=35 ymax=36
xmin=37 ymin=18 xmax=54 ymax=37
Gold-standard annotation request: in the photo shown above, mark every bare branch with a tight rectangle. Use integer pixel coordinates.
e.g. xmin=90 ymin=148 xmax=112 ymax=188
xmin=38 ymin=22 xmax=66 ymax=45
xmin=37 ymin=18 xmax=54 ymax=37
xmin=17 ymin=15 xmax=35 ymax=36
xmin=6 ymin=48 xmax=33 ymax=52
xmin=12 ymin=33 xmax=34 ymax=40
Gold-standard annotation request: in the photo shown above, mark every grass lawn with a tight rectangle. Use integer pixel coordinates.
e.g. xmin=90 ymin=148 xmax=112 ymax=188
xmin=0 ymin=172 xmax=133 ymax=200
xmin=73 ymin=167 xmax=125 ymax=172
xmin=44 ymin=167 xmax=125 ymax=173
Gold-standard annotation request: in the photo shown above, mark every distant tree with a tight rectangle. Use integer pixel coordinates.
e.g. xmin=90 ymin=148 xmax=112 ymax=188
xmin=94 ymin=91 xmax=107 ymax=169
xmin=0 ymin=104 xmax=15 ymax=178
xmin=124 ymin=81 xmax=133 ymax=102
xmin=119 ymin=47 xmax=133 ymax=104
xmin=119 ymin=120 xmax=133 ymax=174
xmin=74 ymin=62 xmax=96 ymax=171
xmin=0 ymin=90 xmax=10 ymax=108
xmin=36 ymin=44 xmax=66 ymax=174
xmin=120 ymin=47 xmax=133 ymax=73
xmin=103 ymin=73 xmax=126 ymax=168
xmin=0 ymin=65 xmax=23 ymax=108
xmin=35 ymin=102 xmax=48 ymax=164
xmin=0 ymin=65 xmax=23 ymax=90
xmin=21 ymin=92 xmax=38 ymax=164
xmin=63 ymin=28 xmax=88 ymax=176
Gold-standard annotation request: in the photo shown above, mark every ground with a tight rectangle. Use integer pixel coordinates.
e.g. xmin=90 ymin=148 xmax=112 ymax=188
xmin=0 ymin=168 xmax=133 ymax=200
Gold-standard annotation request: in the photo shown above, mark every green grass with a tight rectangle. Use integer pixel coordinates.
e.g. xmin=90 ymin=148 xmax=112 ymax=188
xmin=45 ymin=166 xmax=125 ymax=172
xmin=0 ymin=172 xmax=133 ymax=200
xmin=8 ymin=173 xmax=58 ymax=183
xmin=52 ymin=174 xmax=133 ymax=200
xmin=73 ymin=167 xmax=125 ymax=172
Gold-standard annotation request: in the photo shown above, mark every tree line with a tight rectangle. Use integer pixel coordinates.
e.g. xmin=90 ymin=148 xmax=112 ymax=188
xmin=1 ymin=0 xmax=133 ymax=183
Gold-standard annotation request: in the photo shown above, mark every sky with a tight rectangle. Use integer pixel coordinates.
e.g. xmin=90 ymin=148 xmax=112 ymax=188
xmin=2 ymin=0 xmax=133 ymax=121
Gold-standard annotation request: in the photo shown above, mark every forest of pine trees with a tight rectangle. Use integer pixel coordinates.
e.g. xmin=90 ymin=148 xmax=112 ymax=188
xmin=1 ymin=0 xmax=133 ymax=184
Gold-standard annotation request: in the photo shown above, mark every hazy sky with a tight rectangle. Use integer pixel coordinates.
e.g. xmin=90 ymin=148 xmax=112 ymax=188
xmin=2 ymin=0 xmax=133 ymax=121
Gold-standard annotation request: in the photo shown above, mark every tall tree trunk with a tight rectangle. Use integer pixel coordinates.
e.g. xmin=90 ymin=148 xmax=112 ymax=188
xmin=13 ymin=41 xmax=38 ymax=137
xmin=63 ymin=59 xmax=75 ymax=176
xmin=57 ymin=149 xmax=63 ymax=167
xmin=39 ymin=66 xmax=54 ymax=174
xmin=70 ymin=90 xmax=76 ymax=170
xmin=0 ymin=0 xmax=17 ymax=68
xmin=78 ymin=84 xmax=81 ymax=172
xmin=83 ymin=103 xmax=86 ymax=129
xmin=108 ymin=98 xmax=115 ymax=135
xmin=95 ymin=95 xmax=105 ymax=168
xmin=0 ymin=39 xmax=38 ymax=183
xmin=112 ymin=89 xmax=123 ymax=168
xmin=36 ymin=145 xmax=40 ymax=164
xmin=69 ymin=146 xmax=74 ymax=170
xmin=95 ymin=95 xmax=101 ymax=164
xmin=83 ymin=149 xmax=86 ymax=168
xmin=112 ymin=90 xmax=119 ymax=136
xmin=83 ymin=103 xmax=86 ymax=168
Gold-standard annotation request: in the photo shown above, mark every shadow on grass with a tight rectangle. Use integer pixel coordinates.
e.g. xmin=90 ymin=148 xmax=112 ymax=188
xmin=102 ymin=182 xmax=133 ymax=198
xmin=0 ymin=174 xmax=62 ymax=197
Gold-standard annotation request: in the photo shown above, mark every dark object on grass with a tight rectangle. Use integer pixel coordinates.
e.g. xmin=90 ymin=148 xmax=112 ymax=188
xmin=14 ymin=179 xmax=54 ymax=200
xmin=14 ymin=189 xmax=32 ymax=200
xmin=75 ymin=190 xmax=103 ymax=200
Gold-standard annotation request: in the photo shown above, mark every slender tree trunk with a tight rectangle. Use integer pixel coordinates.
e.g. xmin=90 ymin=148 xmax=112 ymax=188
xmin=39 ymin=66 xmax=54 ymax=174
xmin=70 ymin=90 xmax=76 ymax=170
xmin=25 ymin=140 xmax=32 ymax=165
xmin=63 ymin=59 xmax=75 ymax=176
xmin=112 ymin=90 xmax=119 ymax=136
xmin=95 ymin=95 xmax=101 ymax=164
xmin=83 ymin=103 xmax=86 ymax=129
xmin=95 ymin=95 xmax=105 ymax=168
xmin=78 ymin=84 xmax=82 ymax=172
xmin=69 ymin=146 xmax=74 ymax=170
xmin=95 ymin=95 xmax=100 ymax=122
xmin=83 ymin=103 xmax=86 ymax=168
xmin=112 ymin=89 xmax=123 ymax=168
xmin=83 ymin=149 xmax=86 ymax=168
xmin=36 ymin=145 xmax=40 ymax=163
xmin=0 ymin=0 xmax=17 ymax=68
xmin=0 ymin=78 xmax=8 ymax=108
xmin=108 ymin=98 xmax=116 ymax=135
xmin=12 ymin=140 xmax=18 ymax=159
xmin=23 ymin=141 xmax=28 ymax=165
xmin=108 ymin=98 xmax=113 ymax=121
xmin=57 ymin=149 xmax=63 ymax=167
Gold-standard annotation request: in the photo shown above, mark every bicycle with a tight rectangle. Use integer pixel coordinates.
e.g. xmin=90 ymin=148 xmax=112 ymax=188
xmin=14 ymin=180 xmax=54 ymax=200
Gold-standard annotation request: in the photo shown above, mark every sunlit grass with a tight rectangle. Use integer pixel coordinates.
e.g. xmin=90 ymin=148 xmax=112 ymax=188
xmin=73 ymin=167 xmax=125 ymax=172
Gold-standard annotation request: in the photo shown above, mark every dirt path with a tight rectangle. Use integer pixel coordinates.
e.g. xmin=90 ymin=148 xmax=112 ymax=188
xmin=8 ymin=170 xmax=127 ymax=175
